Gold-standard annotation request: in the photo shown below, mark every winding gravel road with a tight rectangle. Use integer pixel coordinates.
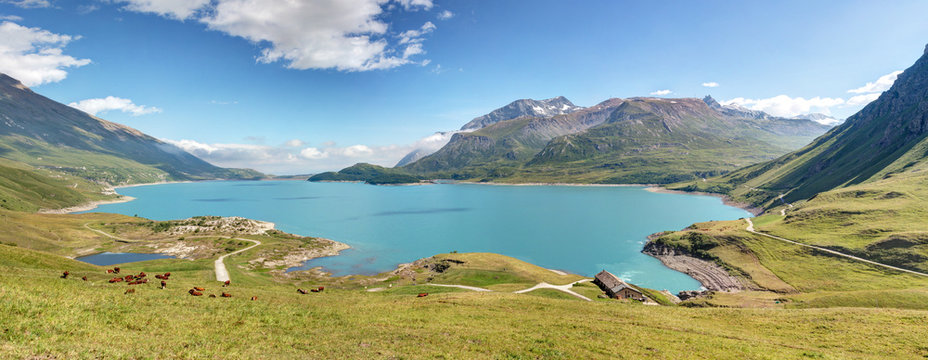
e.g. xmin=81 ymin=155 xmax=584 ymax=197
xmin=214 ymin=239 xmax=261 ymax=282
xmin=745 ymin=218 xmax=928 ymax=278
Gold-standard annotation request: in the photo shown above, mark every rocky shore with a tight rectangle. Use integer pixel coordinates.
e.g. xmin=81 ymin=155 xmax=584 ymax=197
xmin=642 ymin=237 xmax=746 ymax=292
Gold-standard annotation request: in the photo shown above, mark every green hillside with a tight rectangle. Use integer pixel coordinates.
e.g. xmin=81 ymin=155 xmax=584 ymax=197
xmin=675 ymin=45 xmax=928 ymax=208
xmin=4 ymin=223 xmax=928 ymax=358
xmin=0 ymin=73 xmax=262 ymax=187
xmin=654 ymin=44 xmax=928 ymax=300
xmin=0 ymin=158 xmax=108 ymax=212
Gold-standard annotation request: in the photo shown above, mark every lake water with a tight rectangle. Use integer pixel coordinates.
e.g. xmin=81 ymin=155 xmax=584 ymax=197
xmin=76 ymin=252 xmax=175 ymax=266
xmin=85 ymin=181 xmax=750 ymax=292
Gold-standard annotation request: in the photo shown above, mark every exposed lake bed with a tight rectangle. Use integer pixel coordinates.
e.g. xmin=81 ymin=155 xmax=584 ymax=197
xmin=84 ymin=180 xmax=751 ymax=293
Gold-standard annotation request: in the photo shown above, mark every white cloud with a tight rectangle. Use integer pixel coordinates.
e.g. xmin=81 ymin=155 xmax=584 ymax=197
xmin=68 ymin=96 xmax=162 ymax=116
xmin=846 ymin=93 xmax=881 ymax=106
xmin=437 ymin=10 xmax=453 ymax=20
xmin=1 ymin=0 xmax=50 ymax=9
xmin=398 ymin=21 xmax=436 ymax=44
xmin=702 ymin=82 xmax=719 ymax=88
xmin=394 ymin=0 xmax=433 ymax=10
xmin=847 ymin=70 xmax=902 ymax=94
xmin=111 ymin=0 xmax=437 ymax=72
xmin=114 ymin=0 xmax=211 ymax=20
xmin=210 ymin=99 xmax=238 ymax=105
xmin=299 ymin=147 xmax=327 ymax=159
xmin=649 ymin=89 xmax=671 ymax=96
xmin=284 ymin=139 xmax=305 ymax=147
xmin=0 ymin=15 xmax=23 ymax=21
xmin=191 ymin=0 xmax=433 ymax=72
xmin=0 ymin=21 xmax=91 ymax=86
xmin=721 ymin=95 xmax=845 ymax=118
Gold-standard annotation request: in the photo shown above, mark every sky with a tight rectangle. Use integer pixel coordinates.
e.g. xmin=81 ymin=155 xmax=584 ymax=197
xmin=1 ymin=0 xmax=927 ymax=174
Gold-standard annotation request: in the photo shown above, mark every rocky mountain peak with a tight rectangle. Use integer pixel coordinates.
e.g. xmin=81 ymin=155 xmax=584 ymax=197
xmin=702 ymin=95 xmax=721 ymax=109
xmin=460 ymin=96 xmax=582 ymax=130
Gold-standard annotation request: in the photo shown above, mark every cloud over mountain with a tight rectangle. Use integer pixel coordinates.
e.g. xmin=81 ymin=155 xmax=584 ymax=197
xmin=68 ymin=96 xmax=161 ymax=116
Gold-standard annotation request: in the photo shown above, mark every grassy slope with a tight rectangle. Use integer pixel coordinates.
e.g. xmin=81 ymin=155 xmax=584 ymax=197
xmin=0 ymin=158 xmax=111 ymax=212
xmin=3 ymin=244 xmax=928 ymax=358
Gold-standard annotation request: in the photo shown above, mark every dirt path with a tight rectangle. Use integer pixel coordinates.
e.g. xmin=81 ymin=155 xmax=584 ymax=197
xmin=514 ymin=279 xmax=592 ymax=301
xmin=214 ymin=238 xmax=261 ymax=282
xmin=745 ymin=218 xmax=928 ymax=278
xmin=425 ymin=284 xmax=492 ymax=292
xmin=84 ymin=223 xmax=262 ymax=282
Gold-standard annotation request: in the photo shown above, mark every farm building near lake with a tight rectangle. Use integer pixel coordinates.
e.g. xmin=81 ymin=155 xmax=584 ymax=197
xmin=593 ymin=270 xmax=645 ymax=301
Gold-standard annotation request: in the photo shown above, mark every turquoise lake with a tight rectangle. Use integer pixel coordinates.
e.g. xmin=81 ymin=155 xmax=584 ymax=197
xmin=85 ymin=181 xmax=751 ymax=293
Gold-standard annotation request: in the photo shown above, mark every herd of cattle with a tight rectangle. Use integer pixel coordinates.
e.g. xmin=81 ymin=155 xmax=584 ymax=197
xmin=62 ymin=268 xmax=329 ymax=300
xmin=62 ymin=268 xmax=430 ymax=299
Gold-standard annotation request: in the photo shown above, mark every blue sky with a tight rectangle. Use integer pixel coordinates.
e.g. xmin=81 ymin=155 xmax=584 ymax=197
xmin=1 ymin=0 xmax=927 ymax=174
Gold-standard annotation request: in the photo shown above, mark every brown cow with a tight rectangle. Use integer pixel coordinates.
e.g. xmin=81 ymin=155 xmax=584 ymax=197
xmin=113 ymin=267 xmax=120 ymax=274
xmin=155 ymin=274 xmax=165 ymax=280
xmin=317 ymin=286 xmax=324 ymax=292
xmin=223 ymin=280 xmax=231 ymax=287
xmin=138 ymin=272 xmax=146 ymax=278
xmin=310 ymin=288 xmax=319 ymax=293
xmin=124 ymin=275 xmax=134 ymax=281
xmin=193 ymin=287 xmax=205 ymax=291
xmin=109 ymin=277 xmax=123 ymax=283
xmin=250 ymin=296 xmax=257 ymax=301
xmin=189 ymin=289 xmax=203 ymax=296
xmin=417 ymin=293 xmax=428 ymax=297
xmin=297 ymin=288 xmax=308 ymax=294
xmin=221 ymin=292 xmax=232 ymax=298
xmin=164 ymin=272 xmax=171 ymax=277
xmin=125 ymin=289 xmax=135 ymax=294
xmin=160 ymin=280 xmax=167 ymax=289
xmin=61 ymin=271 xmax=69 ymax=279
xmin=106 ymin=269 xmax=114 ymax=274
xmin=81 ymin=276 xmax=88 ymax=281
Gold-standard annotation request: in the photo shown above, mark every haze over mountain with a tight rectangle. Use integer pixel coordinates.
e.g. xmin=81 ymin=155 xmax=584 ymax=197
xmin=0 ymin=73 xmax=261 ymax=186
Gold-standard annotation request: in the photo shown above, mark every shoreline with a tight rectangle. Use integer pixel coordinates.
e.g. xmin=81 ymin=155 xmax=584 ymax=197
xmin=453 ymin=180 xmax=658 ymax=187
xmin=38 ymin=180 xmax=197 ymax=215
xmin=642 ymin=236 xmax=748 ymax=292
xmin=643 ymin=186 xmax=764 ymax=216
xmin=38 ymin=194 xmax=137 ymax=214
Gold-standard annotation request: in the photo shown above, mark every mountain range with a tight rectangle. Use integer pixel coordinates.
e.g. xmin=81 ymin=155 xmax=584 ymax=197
xmin=392 ymin=93 xmax=831 ymax=184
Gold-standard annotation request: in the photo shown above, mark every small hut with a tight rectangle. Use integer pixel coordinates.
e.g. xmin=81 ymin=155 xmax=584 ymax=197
xmin=593 ymin=270 xmax=644 ymax=301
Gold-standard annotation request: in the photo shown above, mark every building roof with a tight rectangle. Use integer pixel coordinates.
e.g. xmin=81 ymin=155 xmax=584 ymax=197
xmin=595 ymin=270 xmax=626 ymax=290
